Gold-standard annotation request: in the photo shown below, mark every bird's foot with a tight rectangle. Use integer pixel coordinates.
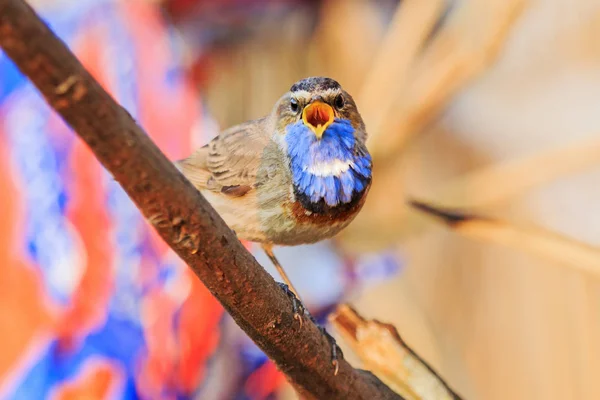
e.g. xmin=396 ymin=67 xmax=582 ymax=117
xmin=277 ymin=282 xmax=305 ymax=328
xmin=276 ymin=282 xmax=343 ymax=375
xmin=310 ymin=315 xmax=344 ymax=376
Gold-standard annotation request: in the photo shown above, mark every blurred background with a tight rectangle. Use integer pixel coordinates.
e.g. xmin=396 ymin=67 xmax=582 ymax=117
xmin=1 ymin=0 xmax=600 ymax=399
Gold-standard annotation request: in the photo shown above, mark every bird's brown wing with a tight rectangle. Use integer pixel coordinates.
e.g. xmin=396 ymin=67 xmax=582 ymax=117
xmin=176 ymin=117 xmax=271 ymax=197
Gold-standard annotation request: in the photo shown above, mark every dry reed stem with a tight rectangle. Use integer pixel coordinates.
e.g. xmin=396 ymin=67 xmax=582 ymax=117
xmin=371 ymin=0 xmax=528 ymax=162
xmin=418 ymin=137 xmax=600 ymax=209
xmin=331 ymin=304 xmax=462 ymax=400
xmin=359 ymin=0 xmax=446 ymax=139
xmin=410 ymin=200 xmax=600 ymax=279
xmin=309 ymin=0 xmax=385 ymax=94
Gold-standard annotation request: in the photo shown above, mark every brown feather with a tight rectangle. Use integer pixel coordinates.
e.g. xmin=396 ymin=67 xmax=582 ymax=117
xmin=221 ymin=185 xmax=252 ymax=197
xmin=176 ymin=117 xmax=271 ymax=196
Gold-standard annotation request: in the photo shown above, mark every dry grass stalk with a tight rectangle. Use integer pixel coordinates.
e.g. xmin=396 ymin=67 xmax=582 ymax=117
xmin=358 ymin=0 xmax=446 ymax=139
xmin=418 ymin=137 xmax=600 ymax=209
xmin=370 ymin=0 xmax=528 ymax=162
xmin=309 ymin=0 xmax=385 ymax=94
xmin=410 ymin=200 xmax=600 ymax=279
xmin=331 ymin=304 xmax=462 ymax=400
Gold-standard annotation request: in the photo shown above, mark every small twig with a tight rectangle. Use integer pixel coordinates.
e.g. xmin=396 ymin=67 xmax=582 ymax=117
xmin=0 ymin=1 xmax=401 ymax=398
xmin=415 ymin=136 xmax=600 ymax=209
xmin=410 ymin=200 xmax=600 ymax=279
xmin=331 ymin=305 xmax=463 ymax=400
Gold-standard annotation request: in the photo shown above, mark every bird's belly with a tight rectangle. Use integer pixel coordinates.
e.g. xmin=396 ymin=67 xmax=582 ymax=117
xmin=263 ymin=213 xmax=355 ymax=246
xmin=262 ymin=188 xmax=369 ymax=246
xmin=200 ymin=190 xmax=269 ymax=242
xmin=200 ymin=182 xmax=368 ymax=246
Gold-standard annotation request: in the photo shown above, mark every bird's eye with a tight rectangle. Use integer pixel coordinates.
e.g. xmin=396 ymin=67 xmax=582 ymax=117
xmin=290 ymin=98 xmax=299 ymax=113
xmin=334 ymin=94 xmax=345 ymax=109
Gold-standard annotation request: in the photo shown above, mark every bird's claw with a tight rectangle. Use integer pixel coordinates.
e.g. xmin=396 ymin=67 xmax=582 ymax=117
xmin=294 ymin=312 xmax=303 ymax=329
xmin=332 ymin=359 xmax=339 ymax=376
xmin=277 ymin=282 xmax=305 ymax=328
xmin=277 ymin=282 xmax=342 ymax=375
xmin=316 ymin=323 xmax=343 ymax=376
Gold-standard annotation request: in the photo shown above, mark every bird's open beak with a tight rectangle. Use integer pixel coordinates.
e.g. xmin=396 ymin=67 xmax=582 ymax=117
xmin=302 ymin=101 xmax=334 ymax=139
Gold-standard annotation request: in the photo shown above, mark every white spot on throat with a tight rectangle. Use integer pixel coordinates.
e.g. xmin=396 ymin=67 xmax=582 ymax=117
xmin=306 ymin=159 xmax=351 ymax=177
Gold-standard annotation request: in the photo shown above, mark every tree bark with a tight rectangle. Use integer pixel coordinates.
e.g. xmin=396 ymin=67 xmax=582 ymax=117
xmin=0 ymin=0 xmax=401 ymax=398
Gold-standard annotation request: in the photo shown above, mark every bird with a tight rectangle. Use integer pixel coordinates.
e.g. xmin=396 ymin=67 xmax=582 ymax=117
xmin=176 ymin=77 xmax=372 ymax=372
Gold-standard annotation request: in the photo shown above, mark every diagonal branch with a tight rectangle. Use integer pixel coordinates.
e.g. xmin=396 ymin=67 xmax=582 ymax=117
xmin=0 ymin=0 xmax=401 ymax=398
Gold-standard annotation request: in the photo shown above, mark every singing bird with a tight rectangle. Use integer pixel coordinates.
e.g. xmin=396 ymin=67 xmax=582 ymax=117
xmin=177 ymin=77 xmax=372 ymax=369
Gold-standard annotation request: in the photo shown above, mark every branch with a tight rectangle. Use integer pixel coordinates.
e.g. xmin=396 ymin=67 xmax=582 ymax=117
xmin=0 ymin=1 xmax=401 ymax=398
xmin=331 ymin=305 xmax=462 ymax=400
xmin=410 ymin=200 xmax=600 ymax=278
xmin=414 ymin=136 xmax=600 ymax=209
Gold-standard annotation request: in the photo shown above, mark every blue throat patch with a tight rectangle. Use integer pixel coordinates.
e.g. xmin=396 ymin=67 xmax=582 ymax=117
xmin=285 ymin=119 xmax=372 ymax=207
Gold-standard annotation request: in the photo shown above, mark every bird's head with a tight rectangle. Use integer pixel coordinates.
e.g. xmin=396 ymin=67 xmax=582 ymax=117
xmin=271 ymin=77 xmax=372 ymax=209
xmin=273 ymin=77 xmax=366 ymax=141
